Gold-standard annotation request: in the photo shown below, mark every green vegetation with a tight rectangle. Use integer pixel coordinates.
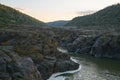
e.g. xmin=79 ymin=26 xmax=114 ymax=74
xmin=0 ymin=27 xmax=59 ymax=62
xmin=66 ymin=4 xmax=120 ymax=29
xmin=0 ymin=4 xmax=45 ymax=26
xmin=14 ymin=46 xmax=44 ymax=61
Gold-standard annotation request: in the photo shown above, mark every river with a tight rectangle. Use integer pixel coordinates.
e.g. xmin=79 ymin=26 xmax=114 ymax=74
xmin=48 ymin=48 xmax=120 ymax=80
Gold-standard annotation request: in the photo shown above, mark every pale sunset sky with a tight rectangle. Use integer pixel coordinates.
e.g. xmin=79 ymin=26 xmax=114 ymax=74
xmin=0 ymin=0 xmax=120 ymax=22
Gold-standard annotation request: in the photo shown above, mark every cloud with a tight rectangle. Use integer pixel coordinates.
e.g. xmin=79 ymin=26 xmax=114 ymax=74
xmin=76 ymin=10 xmax=96 ymax=16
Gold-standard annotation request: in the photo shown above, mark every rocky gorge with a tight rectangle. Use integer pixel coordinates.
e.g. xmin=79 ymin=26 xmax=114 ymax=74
xmin=0 ymin=3 xmax=120 ymax=80
xmin=0 ymin=26 xmax=79 ymax=80
xmin=54 ymin=28 xmax=120 ymax=59
xmin=0 ymin=26 xmax=120 ymax=80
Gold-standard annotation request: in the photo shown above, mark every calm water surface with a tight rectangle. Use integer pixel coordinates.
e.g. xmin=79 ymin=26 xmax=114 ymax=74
xmin=65 ymin=54 xmax=120 ymax=80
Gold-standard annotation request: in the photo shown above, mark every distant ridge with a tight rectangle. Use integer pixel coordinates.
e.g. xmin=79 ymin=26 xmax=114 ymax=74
xmin=66 ymin=4 xmax=120 ymax=29
xmin=0 ymin=4 xmax=45 ymax=26
xmin=47 ymin=20 xmax=69 ymax=27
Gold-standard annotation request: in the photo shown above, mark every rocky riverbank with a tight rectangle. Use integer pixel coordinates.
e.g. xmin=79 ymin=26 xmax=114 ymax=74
xmin=0 ymin=26 xmax=120 ymax=80
xmin=0 ymin=26 xmax=79 ymax=80
xmin=53 ymin=28 xmax=120 ymax=59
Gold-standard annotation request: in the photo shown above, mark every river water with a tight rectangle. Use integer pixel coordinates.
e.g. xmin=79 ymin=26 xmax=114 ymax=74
xmin=48 ymin=48 xmax=120 ymax=80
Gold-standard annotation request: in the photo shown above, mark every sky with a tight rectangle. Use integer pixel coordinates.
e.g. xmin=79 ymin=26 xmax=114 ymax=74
xmin=0 ymin=0 xmax=120 ymax=22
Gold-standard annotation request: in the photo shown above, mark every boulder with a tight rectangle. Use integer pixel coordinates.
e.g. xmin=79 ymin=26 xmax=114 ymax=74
xmin=0 ymin=46 xmax=42 ymax=80
xmin=91 ymin=34 xmax=120 ymax=59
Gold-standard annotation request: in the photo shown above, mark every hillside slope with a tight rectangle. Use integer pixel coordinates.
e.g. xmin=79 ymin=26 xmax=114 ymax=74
xmin=0 ymin=4 xmax=45 ymax=26
xmin=66 ymin=4 xmax=120 ymax=29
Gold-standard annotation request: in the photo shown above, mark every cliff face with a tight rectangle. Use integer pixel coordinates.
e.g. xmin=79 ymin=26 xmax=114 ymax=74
xmin=90 ymin=34 xmax=120 ymax=59
xmin=0 ymin=26 xmax=79 ymax=80
xmin=53 ymin=28 xmax=120 ymax=60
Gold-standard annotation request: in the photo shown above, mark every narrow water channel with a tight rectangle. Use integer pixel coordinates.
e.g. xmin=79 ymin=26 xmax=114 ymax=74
xmin=48 ymin=48 xmax=120 ymax=80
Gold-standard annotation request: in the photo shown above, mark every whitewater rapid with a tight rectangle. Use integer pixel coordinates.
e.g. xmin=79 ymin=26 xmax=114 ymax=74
xmin=47 ymin=47 xmax=82 ymax=80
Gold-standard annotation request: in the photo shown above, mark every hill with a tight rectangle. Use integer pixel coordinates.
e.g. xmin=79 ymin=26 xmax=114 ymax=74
xmin=0 ymin=4 xmax=45 ymax=26
xmin=47 ymin=20 xmax=69 ymax=27
xmin=66 ymin=4 xmax=120 ymax=29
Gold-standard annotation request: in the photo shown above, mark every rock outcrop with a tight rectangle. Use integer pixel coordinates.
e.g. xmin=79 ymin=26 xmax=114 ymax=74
xmin=55 ymin=29 xmax=120 ymax=59
xmin=0 ymin=46 xmax=42 ymax=80
xmin=0 ymin=26 xmax=79 ymax=80
xmin=90 ymin=34 xmax=120 ymax=59
xmin=38 ymin=55 xmax=78 ymax=80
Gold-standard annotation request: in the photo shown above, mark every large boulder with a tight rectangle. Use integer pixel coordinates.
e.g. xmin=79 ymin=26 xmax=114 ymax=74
xmin=91 ymin=34 xmax=120 ymax=59
xmin=67 ymin=35 xmax=94 ymax=53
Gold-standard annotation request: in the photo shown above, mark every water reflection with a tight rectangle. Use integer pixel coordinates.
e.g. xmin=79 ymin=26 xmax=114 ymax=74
xmin=65 ymin=54 xmax=120 ymax=80
xmin=51 ymin=48 xmax=120 ymax=80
